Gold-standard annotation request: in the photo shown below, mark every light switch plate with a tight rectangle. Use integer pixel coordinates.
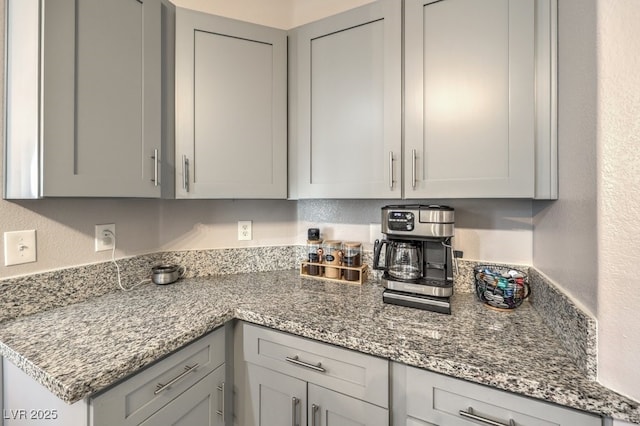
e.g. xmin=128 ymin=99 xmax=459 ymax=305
xmin=4 ymin=230 xmax=37 ymax=266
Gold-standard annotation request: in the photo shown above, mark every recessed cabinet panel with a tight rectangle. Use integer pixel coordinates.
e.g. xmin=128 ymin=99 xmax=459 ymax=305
xmin=194 ymin=31 xmax=274 ymax=186
xmin=245 ymin=364 xmax=308 ymax=426
xmin=289 ymin=0 xmax=402 ymax=199
xmin=310 ymin=20 xmax=385 ymax=186
xmin=405 ymin=0 xmax=536 ymax=198
xmin=308 ymin=383 xmax=388 ymax=426
xmin=75 ymin=0 xmax=143 ymax=177
xmin=175 ymin=8 xmax=287 ymax=199
xmin=422 ymin=0 xmax=509 ymax=181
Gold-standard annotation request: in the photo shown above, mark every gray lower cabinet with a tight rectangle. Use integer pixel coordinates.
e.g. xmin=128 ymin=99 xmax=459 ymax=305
xmin=174 ymin=8 xmax=287 ymax=199
xmin=236 ymin=322 xmax=389 ymax=426
xmin=4 ymin=0 xmax=170 ymax=198
xmin=288 ymin=0 xmax=402 ymax=199
xmin=392 ymin=363 xmax=602 ymax=426
xmin=90 ymin=327 xmax=226 ymax=426
xmin=404 ymin=0 xmax=558 ymax=199
xmin=0 ymin=328 xmax=226 ymax=425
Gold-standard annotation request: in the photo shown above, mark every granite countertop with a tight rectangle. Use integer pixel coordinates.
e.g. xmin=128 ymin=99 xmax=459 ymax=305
xmin=0 ymin=270 xmax=638 ymax=423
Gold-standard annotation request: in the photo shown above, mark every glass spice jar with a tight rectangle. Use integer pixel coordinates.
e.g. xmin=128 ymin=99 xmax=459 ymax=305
xmin=307 ymin=239 xmax=323 ymax=276
xmin=342 ymin=242 xmax=362 ymax=281
xmin=323 ymin=240 xmax=343 ymax=279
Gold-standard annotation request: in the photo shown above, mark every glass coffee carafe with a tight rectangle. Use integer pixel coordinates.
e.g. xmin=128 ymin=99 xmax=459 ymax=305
xmin=388 ymin=242 xmax=422 ymax=280
xmin=374 ymin=239 xmax=423 ymax=281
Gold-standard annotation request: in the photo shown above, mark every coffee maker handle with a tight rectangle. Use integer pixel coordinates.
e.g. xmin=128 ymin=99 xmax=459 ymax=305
xmin=373 ymin=239 xmax=388 ymax=271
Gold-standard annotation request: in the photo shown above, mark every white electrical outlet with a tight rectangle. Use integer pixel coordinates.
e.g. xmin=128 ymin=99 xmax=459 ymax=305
xmin=4 ymin=230 xmax=37 ymax=266
xmin=238 ymin=221 xmax=252 ymax=241
xmin=95 ymin=224 xmax=116 ymax=252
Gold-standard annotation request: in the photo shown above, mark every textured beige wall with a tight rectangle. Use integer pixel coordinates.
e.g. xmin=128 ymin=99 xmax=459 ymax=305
xmin=597 ymin=0 xmax=640 ymax=402
xmin=532 ymin=0 xmax=599 ymax=316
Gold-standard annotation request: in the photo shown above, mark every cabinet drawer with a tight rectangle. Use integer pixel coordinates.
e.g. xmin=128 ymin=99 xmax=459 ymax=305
xmin=139 ymin=364 xmax=225 ymax=426
xmin=90 ymin=327 xmax=225 ymax=426
xmin=241 ymin=322 xmax=388 ymax=408
xmin=406 ymin=367 xmax=601 ymax=426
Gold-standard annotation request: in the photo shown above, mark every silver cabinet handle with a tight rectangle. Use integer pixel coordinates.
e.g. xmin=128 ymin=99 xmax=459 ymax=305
xmin=291 ymin=397 xmax=300 ymax=426
xmin=151 ymin=149 xmax=159 ymax=186
xmin=154 ymin=364 xmax=199 ymax=395
xmin=311 ymin=404 xmax=319 ymax=426
xmin=389 ymin=151 xmax=394 ymax=189
xmin=285 ymin=355 xmax=326 ymax=373
xmin=459 ymin=407 xmax=515 ymax=426
xmin=216 ymin=382 xmax=225 ymax=421
xmin=182 ymin=155 xmax=189 ymax=192
xmin=411 ymin=149 xmax=417 ymax=189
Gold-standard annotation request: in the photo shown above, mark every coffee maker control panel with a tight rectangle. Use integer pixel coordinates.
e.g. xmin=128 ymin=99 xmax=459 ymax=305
xmin=388 ymin=211 xmax=415 ymax=231
xmin=382 ymin=205 xmax=454 ymax=238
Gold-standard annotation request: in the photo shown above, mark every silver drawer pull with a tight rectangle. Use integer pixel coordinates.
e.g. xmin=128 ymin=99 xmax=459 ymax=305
xmin=459 ymin=407 xmax=516 ymax=426
xmin=216 ymin=382 xmax=225 ymax=421
xmin=285 ymin=355 xmax=326 ymax=373
xmin=154 ymin=364 xmax=199 ymax=395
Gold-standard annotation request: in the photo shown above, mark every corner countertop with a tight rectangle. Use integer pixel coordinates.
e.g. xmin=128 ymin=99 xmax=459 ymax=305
xmin=0 ymin=270 xmax=638 ymax=423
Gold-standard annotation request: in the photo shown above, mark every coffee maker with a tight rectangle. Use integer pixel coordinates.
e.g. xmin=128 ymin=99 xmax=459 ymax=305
xmin=374 ymin=205 xmax=455 ymax=314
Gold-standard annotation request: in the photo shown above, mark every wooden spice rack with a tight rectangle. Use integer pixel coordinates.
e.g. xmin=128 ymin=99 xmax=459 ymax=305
xmin=300 ymin=261 xmax=368 ymax=285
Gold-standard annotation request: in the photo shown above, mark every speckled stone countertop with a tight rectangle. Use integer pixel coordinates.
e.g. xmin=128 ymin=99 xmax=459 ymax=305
xmin=1 ymin=270 xmax=639 ymax=423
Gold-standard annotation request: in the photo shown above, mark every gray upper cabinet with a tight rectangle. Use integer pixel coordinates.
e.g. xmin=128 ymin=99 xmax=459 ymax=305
xmin=174 ymin=8 xmax=287 ymax=199
xmin=404 ymin=0 xmax=557 ymax=199
xmin=4 ymin=0 xmax=168 ymax=198
xmin=288 ymin=0 xmax=402 ymax=199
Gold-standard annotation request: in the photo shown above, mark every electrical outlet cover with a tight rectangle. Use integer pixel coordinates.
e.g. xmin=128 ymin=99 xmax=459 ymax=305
xmin=95 ymin=224 xmax=116 ymax=252
xmin=4 ymin=230 xmax=37 ymax=266
xmin=238 ymin=221 xmax=252 ymax=241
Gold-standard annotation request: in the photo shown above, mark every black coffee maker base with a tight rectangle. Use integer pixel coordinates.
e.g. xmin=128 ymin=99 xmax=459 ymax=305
xmin=382 ymin=290 xmax=451 ymax=315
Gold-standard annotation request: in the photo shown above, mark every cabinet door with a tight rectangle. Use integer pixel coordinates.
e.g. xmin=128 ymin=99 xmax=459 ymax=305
xmin=41 ymin=0 xmax=163 ymax=197
xmin=308 ymin=384 xmax=388 ymax=426
xmin=404 ymin=0 xmax=535 ymax=198
xmin=139 ymin=365 xmax=225 ymax=426
xmin=289 ymin=0 xmax=402 ymax=199
xmin=244 ymin=364 xmax=307 ymax=426
xmin=175 ymin=9 xmax=287 ymax=199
